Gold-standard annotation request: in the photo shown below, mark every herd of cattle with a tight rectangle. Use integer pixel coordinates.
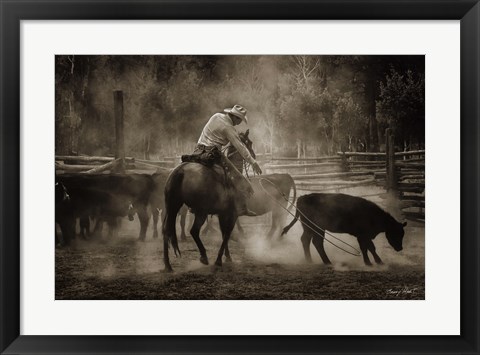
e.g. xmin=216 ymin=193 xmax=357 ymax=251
xmin=55 ymin=170 xmax=407 ymax=267
xmin=55 ymin=171 xmax=170 ymax=246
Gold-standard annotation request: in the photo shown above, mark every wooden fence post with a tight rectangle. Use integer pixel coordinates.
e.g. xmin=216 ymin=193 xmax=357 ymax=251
xmin=385 ymin=128 xmax=397 ymax=191
xmin=340 ymin=152 xmax=349 ymax=172
xmin=113 ymin=90 xmax=125 ymax=173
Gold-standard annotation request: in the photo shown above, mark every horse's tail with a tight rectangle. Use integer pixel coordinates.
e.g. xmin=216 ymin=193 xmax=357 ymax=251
xmin=282 ymin=205 xmax=300 ymax=236
xmin=162 ymin=167 xmax=184 ymax=257
xmin=287 ymin=174 xmax=297 ymax=212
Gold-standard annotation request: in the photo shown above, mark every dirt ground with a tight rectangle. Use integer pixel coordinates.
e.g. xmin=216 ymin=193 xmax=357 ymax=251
xmin=55 ymin=187 xmax=425 ymax=300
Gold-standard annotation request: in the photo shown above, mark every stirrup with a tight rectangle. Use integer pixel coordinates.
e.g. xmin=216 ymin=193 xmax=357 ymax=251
xmin=239 ymin=208 xmax=257 ymax=217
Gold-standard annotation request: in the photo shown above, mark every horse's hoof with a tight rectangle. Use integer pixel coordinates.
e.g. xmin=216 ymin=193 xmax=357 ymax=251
xmin=225 ymin=257 xmax=232 ymax=263
xmin=137 ymin=237 xmax=146 ymax=242
xmin=214 ymin=261 xmax=222 ymax=267
xmin=163 ymin=265 xmax=174 ymax=273
xmin=200 ymin=256 xmax=209 ymax=265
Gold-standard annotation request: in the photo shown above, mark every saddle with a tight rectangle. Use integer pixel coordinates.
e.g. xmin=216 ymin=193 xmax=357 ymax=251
xmin=181 ymin=145 xmax=222 ymax=168
xmin=181 ymin=145 xmax=234 ymax=187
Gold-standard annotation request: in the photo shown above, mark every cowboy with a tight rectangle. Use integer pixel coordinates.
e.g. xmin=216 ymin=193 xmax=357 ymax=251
xmin=194 ymin=104 xmax=262 ymax=216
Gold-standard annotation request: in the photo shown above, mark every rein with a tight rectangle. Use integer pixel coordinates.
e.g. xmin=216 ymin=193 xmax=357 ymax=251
xmin=222 ymin=139 xmax=359 ymax=255
xmin=243 ymin=160 xmax=251 ymax=178
xmin=257 ymin=178 xmax=361 ymax=257
xmin=224 ymin=143 xmax=252 ymax=178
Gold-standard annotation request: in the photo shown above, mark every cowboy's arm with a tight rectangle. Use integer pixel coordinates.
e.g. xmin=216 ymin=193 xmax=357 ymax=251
xmin=223 ymin=126 xmax=257 ymax=165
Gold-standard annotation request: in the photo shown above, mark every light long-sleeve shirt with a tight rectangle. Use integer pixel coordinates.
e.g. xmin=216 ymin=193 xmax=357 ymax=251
xmin=197 ymin=113 xmax=256 ymax=165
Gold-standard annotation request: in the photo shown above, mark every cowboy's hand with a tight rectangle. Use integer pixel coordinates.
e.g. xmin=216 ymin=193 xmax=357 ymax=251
xmin=252 ymin=162 xmax=262 ymax=175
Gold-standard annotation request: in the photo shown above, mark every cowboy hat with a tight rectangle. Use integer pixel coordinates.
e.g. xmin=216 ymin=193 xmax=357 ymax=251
xmin=224 ymin=104 xmax=248 ymax=123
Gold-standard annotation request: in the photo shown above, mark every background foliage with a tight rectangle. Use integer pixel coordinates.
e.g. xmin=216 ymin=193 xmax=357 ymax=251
xmin=55 ymin=55 xmax=424 ymax=158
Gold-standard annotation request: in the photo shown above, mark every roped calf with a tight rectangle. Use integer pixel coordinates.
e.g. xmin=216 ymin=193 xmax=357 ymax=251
xmin=281 ymin=193 xmax=406 ymax=266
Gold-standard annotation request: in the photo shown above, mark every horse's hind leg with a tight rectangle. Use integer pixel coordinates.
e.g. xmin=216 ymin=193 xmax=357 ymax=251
xmin=179 ymin=206 xmax=188 ymax=241
xmin=215 ymin=214 xmax=236 ymax=266
xmin=190 ymin=213 xmax=208 ymax=265
xmin=267 ymin=207 xmax=285 ymax=239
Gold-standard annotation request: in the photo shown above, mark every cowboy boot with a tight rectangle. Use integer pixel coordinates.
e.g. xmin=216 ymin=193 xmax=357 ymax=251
xmin=235 ymin=193 xmax=257 ymax=217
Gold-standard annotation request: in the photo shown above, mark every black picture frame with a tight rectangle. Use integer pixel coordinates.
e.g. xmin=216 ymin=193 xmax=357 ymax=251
xmin=1 ymin=1 xmax=479 ymax=354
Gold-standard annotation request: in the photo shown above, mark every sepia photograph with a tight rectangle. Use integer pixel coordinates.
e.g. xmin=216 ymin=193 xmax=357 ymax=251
xmin=55 ymin=55 xmax=425 ymax=300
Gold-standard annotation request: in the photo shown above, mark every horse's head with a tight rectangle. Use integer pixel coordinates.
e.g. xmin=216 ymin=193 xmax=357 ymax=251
xmin=239 ymin=129 xmax=256 ymax=159
xmin=226 ymin=129 xmax=257 ymax=174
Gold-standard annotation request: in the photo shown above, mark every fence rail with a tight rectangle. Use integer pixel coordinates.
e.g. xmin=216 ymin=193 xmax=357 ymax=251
xmin=55 ymin=131 xmax=424 ymax=221
xmin=263 ymin=132 xmax=424 ymax=221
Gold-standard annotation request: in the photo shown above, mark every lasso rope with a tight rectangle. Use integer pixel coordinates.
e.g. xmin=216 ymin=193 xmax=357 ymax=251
xmin=257 ymin=177 xmax=361 ymax=257
xmin=226 ymin=138 xmax=359 ymax=256
xmin=243 ymin=160 xmax=251 ymax=179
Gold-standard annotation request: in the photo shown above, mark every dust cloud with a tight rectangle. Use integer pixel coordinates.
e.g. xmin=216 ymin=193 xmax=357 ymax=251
xmin=236 ymin=186 xmax=424 ymax=271
xmin=59 ymin=186 xmax=424 ymax=280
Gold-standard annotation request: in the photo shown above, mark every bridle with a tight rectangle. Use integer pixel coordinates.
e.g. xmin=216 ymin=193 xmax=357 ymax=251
xmin=223 ymin=133 xmax=256 ymax=178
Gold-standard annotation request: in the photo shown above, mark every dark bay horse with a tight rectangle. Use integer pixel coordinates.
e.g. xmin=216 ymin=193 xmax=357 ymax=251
xmin=162 ymin=162 xmax=238 ymax=271
xmin=162 ymin=131 xmax=297 ymax=271
xmin=186 ymin=131 xmax=296 ymax=239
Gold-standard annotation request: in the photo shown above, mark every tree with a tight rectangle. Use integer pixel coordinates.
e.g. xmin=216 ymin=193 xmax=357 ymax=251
xmin=335 ymin=93 xmax=365 ymax=152
xmin=377 ymin=68 xmax=425 ymax=150
xmin=55 ymin=55 xmax=92 ymax=154
xmin=55 ymin=55 xmax=424 ymax=159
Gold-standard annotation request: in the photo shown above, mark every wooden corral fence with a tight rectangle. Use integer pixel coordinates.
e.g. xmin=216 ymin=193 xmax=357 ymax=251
xmin=54 ymin=155 xmax=179 ymax=174
xmin=264 ymin=129 xmax=424 ymax=222
xmin=55 ymin=93 xmax=423 ymax=222
xmin=338 ymin=152 xmax=425 ymax=221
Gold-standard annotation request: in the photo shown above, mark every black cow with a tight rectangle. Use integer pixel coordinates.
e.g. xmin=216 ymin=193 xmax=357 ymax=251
xmin=56 ymin=180 xmax=134 ymax=239
xmin=282 ymin=193 xmax=406 ymax=265
xmin=56 ymin=174 xmax=153 ymax=240
xmin=55 ymin=182 xmax=75 ymax=246
xmin=78 ymin=188 xmax=135 ymax=239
